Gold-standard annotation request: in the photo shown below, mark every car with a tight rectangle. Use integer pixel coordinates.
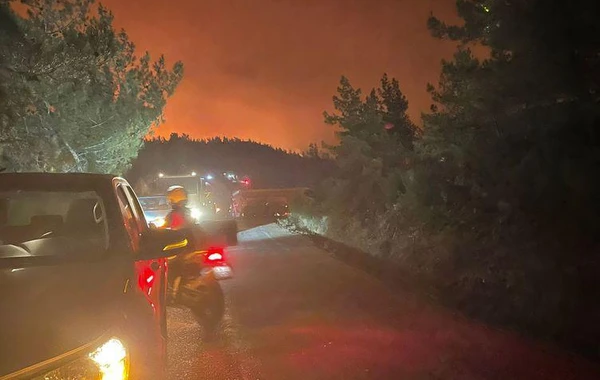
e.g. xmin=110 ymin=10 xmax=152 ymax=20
xmin=138 ymin=195 xmax=216 ymax=226
xmin=267 ymin=201 xmax=290 ymax=219
xmin=138 ymin=195 xmax=170 ymax=228
xmin=241 ymin=202 xmax=267 ymax=219
xmin=0 ymin=173 xmax=190 ymax=380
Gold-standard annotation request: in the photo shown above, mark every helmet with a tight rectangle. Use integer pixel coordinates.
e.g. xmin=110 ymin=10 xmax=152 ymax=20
xmin=166 ymin=185 xmax=188 ymax=206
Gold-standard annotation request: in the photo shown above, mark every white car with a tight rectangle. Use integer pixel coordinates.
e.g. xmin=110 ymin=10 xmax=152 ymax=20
xmin=138 ymin=196 xmax=171 ymax=228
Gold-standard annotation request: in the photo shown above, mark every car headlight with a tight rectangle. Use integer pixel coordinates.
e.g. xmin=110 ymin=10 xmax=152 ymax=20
xmin=35 ymin=338 xmax=129 ymax=380
xmin=190 ymin=207 xmax=202 ymax=220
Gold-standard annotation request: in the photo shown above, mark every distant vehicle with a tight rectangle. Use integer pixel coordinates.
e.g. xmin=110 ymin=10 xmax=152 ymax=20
xmin=239 ymin=200 xmax=289 ymax=220
xmin=0 ymin=173 xmax=197 ymax=379
xmin=138 ymin=195 xmax=170 ymax=228
xmin=267 ymin=200 xmax=290 ymax=219
xmin=149 ymin=173 xmax=216 ymax=221
xmin=232 ymin=187 xmax=311 ymax=219
xmin=140 ymin=173 xmax=238 ymax=246
xmin=241 ymin=201 xmax=268 ymax=219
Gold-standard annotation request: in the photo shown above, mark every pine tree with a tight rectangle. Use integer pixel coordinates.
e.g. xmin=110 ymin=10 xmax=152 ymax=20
xmin=322 ymin=75 xmax=416 ymax=229
xmin=421 ymin=0 xmax=600 ymax=350
xmin=0 ymin=0 xmax=183 ymax=173
xmin=423 ymin=0 xmax=600 ymax=232
xmin=304 ymin=143 xmax=320 ymax=158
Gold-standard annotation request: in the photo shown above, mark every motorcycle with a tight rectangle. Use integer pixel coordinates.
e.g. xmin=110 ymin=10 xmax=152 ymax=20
xmin=165 ymin=229 xmax=233 ymax=338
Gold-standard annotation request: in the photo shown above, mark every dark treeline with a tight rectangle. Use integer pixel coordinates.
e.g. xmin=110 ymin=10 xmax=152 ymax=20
xmin=294 ymin=0 xmax=600 ymax=357
xmin=126 ymin=133 xmax=335 ymax=190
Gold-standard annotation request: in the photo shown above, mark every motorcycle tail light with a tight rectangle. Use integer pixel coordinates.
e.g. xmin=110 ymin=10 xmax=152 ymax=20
xmin=205 ymin=247 xmax=225 ymax=264
xmin=208 ymin=252 xmax=223 ymax=261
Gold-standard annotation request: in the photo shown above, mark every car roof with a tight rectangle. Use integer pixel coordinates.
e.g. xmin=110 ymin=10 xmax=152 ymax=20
xmin=0 ymin=172 xmax=117 ymax=178
xmin=0 ymin=172 xmax=125 ymax=191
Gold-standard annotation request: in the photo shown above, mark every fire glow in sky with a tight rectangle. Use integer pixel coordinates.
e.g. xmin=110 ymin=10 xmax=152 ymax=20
xmin=102 ymin=0 xmax=458 ymax=151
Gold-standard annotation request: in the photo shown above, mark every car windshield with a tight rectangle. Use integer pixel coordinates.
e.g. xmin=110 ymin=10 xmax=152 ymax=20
xmin=0 ymin=190 xmax=108 ymax=252
xmin=139 ymin=196 xmax=170 ymax=211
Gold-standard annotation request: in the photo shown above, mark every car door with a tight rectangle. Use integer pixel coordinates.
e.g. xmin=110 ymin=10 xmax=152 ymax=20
xmin=112 ymin=181 xmax=168 ymax=377
xmin=114 ymin=183 xmax=167 ymax=321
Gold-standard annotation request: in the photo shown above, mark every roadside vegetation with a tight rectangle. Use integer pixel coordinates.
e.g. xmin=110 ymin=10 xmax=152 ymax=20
xmin=0 ymin=0 xmax=183 ymax=173
xmin=290 ymin=0 xmax=600 ymax=358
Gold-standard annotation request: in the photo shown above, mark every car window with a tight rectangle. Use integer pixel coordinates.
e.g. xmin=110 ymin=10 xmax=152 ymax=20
xmin=0 ymin=190 xmax=108 ymax=251
xmin=116 ymin=185 xmax=141 ymax=251
xmin=123 ymin=185 xmax=147 ymax=232
xmin=139 ymin=197 xmax=169 ymax=211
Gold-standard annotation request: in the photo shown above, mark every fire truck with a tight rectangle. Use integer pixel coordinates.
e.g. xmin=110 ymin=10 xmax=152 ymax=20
xmin=151 ymin=173 xmax=216 ymax=220
xmin=138 ymin=172 xmax=237 ymax=245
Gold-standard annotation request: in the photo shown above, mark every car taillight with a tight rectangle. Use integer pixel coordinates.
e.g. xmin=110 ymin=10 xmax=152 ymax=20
xmin=138 ymin=266 xmax=155 ymax=294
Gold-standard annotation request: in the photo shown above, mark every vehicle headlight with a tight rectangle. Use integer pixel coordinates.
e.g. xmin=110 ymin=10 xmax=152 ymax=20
xmin=190 ymin=207 xmax=202 ymax=220
xmin=35 ymin=338 xmax=129 ymax=380
xmin=152 ymin=217 xmax=166 ymax=228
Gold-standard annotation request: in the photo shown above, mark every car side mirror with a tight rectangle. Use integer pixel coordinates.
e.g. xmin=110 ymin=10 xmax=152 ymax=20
xmin=138 ymin=228 xmax=190 ymax=260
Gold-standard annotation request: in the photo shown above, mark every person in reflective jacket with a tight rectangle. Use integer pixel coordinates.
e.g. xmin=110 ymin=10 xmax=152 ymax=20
xmin=164 ymin=185 xmax=225 ymax=339
xmin=164 ymin=185 xmax=198 ymax=301
xmin=164 ymin=185 xmax=195 ymax=230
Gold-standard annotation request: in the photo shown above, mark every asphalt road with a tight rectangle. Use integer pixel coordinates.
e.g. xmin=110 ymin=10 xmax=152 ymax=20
xmin=167 ymin=224 xmax=600 ymax=380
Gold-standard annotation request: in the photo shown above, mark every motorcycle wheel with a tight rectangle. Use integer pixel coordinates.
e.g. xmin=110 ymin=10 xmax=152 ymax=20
xmin=190 ymin=282 xmax=225 ymax=340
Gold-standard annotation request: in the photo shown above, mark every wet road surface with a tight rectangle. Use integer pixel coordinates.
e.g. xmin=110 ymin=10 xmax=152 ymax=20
xmin=167 ymin=224 xmax=600 ymax=379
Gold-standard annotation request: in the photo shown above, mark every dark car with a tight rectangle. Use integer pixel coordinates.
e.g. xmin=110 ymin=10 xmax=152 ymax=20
xmin=0 ymin=173 xmax=188 ymax=379
xmin=241 ymin=202 xmax=267 ymax=219
xmin=267 ymin=201 xmax=290 ymax=219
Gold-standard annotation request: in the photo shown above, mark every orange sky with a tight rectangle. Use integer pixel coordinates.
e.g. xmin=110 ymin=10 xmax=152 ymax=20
xmin=101 ymin=0 xmax=458 ymax=151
